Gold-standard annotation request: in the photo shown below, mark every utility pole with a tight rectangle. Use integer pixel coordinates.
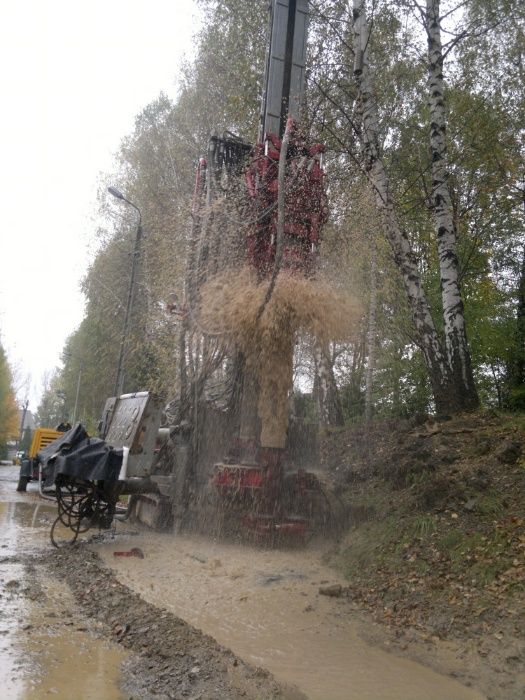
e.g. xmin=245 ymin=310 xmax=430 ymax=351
xmin=108 ymin=186 xmax=142 ymax=397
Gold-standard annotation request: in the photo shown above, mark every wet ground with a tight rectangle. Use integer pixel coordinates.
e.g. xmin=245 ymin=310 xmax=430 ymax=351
xmin=95 ymin=531 xmax=487 ymax=700
xmin=0 ymin=464 xmax=127 ymax=699
xmin=0 ymin=462 xmax=491 ymax=699
xmin=0 ymin=464 xmax=301 ymax=700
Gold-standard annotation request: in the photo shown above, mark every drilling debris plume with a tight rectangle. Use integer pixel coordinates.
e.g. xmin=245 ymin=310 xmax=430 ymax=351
xmin=199 ymin=268 xmax=361 ymax=448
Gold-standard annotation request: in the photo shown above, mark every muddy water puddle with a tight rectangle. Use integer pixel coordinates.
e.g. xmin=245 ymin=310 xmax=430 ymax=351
xmin=12 ymin=576 xmax=127 ymax=700
xmin=0 ymin=466 xmax=127 ymax=699
xmin=97 ymin=530 xmax=486 ymax=700
xmin=0 ymin=562 xmax=27 ymax=699
xmin=0 ymin=499 xmax=57 ymax=557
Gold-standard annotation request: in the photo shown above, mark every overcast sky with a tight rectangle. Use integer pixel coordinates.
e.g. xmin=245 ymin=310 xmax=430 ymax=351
xmin=0 ymin=0 xmax=200 ymax=410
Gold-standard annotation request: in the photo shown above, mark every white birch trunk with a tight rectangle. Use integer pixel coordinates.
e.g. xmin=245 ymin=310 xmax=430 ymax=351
xmin=426 ymin=0 xmax=478 ymax=408
xmin=352 ymin=0 xmax=454 ymax=412
xmin=313 ymin=340 xmax=344 ymax=427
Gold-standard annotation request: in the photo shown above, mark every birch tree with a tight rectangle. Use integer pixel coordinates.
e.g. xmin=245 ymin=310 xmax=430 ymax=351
xmin=353 ymin=0 xmax=461 ymax=413
xmin=424 ymin=0 xmax=479 ymax=407
xmin=313 ymin=341 xmax=344 ymax=427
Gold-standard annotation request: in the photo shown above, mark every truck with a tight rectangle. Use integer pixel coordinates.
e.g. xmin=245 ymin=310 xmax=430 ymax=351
xmin=17 ymin=425 xmax=70 ymax=491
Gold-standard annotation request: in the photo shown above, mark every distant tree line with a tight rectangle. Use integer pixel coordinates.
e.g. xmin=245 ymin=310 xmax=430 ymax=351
xmin=0 ymin=338 xmax=19 ymax=457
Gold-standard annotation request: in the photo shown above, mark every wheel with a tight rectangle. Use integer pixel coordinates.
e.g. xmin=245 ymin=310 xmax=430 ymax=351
xmin=16 ymin=475 xmax=30 ymax=492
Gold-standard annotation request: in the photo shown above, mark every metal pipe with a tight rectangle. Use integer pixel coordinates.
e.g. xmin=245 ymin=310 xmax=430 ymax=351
xmin=38 ymin=463 xmax=56 ymax=502
xmin=106 ymin=477 xmax=159 ymax=500
xmin=118 ymin=477 xmax=159 ymax=495
xmin=280 ymin=0 xmax=298 ymax=136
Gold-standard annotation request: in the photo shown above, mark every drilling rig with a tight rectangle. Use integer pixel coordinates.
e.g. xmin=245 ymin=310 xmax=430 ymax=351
xmin=171 ymin=0 xmax=334 ymax=542
xmin=39 ymin=0 xmax=342 ymax=547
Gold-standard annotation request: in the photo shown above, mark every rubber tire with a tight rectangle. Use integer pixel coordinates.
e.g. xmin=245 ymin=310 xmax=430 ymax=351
xmin=16 ymin=475 xmax=30 ymax=492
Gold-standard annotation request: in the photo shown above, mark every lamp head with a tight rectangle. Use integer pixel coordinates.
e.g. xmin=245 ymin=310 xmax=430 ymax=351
xmin=108 ymin=186 xmax=124 ymax=200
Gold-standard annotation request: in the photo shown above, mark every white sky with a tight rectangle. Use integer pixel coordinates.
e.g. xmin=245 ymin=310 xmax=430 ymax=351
xmin=0 ymin=0 xmax=200 ymax=409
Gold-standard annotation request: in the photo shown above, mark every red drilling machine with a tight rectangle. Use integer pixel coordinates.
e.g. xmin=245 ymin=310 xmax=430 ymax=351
xmin=36 ymin=2 xmax=340 ymax=547
xmin=187 ymin=0 xmax=337 ymax=543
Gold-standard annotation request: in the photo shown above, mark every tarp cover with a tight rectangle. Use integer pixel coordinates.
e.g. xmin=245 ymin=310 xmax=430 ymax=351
xmin=38 ymin=423 xmax=123 ymax=486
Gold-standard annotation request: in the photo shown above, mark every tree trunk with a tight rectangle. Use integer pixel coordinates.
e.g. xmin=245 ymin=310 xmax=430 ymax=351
xmin=313 ymin=340 xmax=344 ymax=427
xmin=352 ymin=0 xmax=458 ymax=414
xmin=426 ymin=0 xmax=479 ymax=410
xmin=364 ymin=242 xmax=377 ymax=421
xmin=506 ymin=188 xmax=525 ymax=404
xmin=515 ymin=237 xmax=525 ymax=388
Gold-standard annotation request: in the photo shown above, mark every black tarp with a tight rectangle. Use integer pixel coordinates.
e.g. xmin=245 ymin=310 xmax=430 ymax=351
xmin=37 ymin=424 xmax=89 ymax=464
xmin=38 ymin=423 xmax=123 ymax=487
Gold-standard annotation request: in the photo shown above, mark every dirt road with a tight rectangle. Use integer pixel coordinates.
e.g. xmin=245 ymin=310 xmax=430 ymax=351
xmin=94 ymin=529 xmax=488 ymax=700
xmin=0 ymin=463 xmax=126 ymax=699
xmin=0 ymin=464 xmax=299 ymax=700
xmin=0 ymin=462 xmax=490 ymax=699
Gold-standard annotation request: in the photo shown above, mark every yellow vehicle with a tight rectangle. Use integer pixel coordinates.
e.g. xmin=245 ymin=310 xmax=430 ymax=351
xmin=16 ymin=428 xmax=64 ymax=491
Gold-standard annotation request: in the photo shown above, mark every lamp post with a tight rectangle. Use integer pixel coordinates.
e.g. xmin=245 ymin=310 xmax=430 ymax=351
xmin=108 ymin=186 xmax=142 ymax=397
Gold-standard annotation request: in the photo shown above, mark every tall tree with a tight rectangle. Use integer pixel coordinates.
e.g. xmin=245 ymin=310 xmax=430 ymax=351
xmin=352 ymin=0 xmax=458 ymax=413
xmin=424 ymin=0 xmax=478 ymax=408
xmin=35 ymin=371 xmax=67 ymax=428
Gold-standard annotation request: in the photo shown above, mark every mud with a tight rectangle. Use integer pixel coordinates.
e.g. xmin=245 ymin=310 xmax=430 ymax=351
xmin=0 ymin=464 xmax=298 ymax=700
xmin=0 ymin=461 xmax=510 ymax=700
xmin=10 ymin=571 xmax=127 ymax=700
xmin=95 ymin=529 xmax=487 ymax=700
xmin=46 ymin=545 xmax=302 ymax=700
xmin=0 ymin=465 xmax=127 ymax=700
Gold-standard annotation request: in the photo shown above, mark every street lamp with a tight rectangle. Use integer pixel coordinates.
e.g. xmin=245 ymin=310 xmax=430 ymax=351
xmin=108 ymin=186 xmax=143 ymax=397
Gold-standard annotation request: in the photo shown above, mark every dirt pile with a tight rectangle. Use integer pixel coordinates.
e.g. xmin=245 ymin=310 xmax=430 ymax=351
xmin=199 ymin=268 xmax=360 ymax=448
xmin=45 ymin=546 xmax=304 ymax=700
xmin=320 ymin=411 xmax=525 ymax=700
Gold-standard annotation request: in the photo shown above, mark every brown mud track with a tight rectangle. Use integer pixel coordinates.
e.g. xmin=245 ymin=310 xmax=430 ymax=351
xmin=44 ymin=545 xmax=304 ymax=700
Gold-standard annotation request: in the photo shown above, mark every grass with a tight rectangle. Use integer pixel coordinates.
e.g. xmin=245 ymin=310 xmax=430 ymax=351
xmin=438 ymin=528 xmax=464 ymax=552
xmin=340 ymin=503 xmax=518 ymax=589
xmin=409 ymin=514 xmax=438 ymax=538
xmin=324 ymin=411 xmax=525 ymax=643
xmin=475 ymin=492 xmax=505 ymax=516
xmin=436 ymin=527 xmax=514 ymax=585
xmin=339 ymin=516 xmax=403 ymax=577
xmin=498 ymin=411 xmax=525 ymax=432
xmin=406 ymin=469 xmax=433 ymax=488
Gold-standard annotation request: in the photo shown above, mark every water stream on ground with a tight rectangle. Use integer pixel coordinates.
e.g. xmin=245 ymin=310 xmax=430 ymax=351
xmin=97 ymin=528 xmax=487 ymax=700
